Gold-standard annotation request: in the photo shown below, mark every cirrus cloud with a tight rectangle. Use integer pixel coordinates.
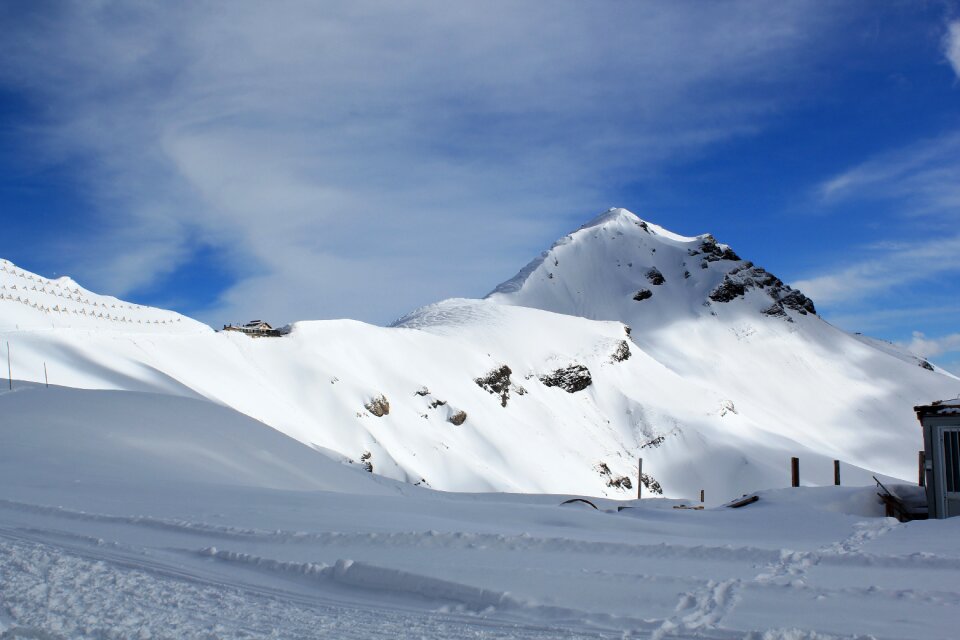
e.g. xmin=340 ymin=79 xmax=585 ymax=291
xmin=0 ymin=2 xmax=850 ymax=324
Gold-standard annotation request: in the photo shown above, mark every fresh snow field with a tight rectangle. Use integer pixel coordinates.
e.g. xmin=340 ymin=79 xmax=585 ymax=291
xmin=2 ymin=209 xmax=959 ymax=638
xmin=2 ymin=385 xmax=960 ymax=639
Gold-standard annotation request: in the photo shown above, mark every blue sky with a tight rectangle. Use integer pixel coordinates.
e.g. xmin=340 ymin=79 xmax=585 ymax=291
xmin=1 ymin=2 xmax=959 ymax=371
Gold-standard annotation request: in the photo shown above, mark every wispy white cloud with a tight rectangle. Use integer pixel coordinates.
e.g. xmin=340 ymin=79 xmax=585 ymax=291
xmin=903 ymin=331 xmax=960 ymax=360
xmin=825 ymin=304 xmax=960 ymax=335
xmin=817 ymin=132 xmax=960 ymax=219
xmin=794 ymin=235 xmax=960 ymax=306
xmin=0 ymin=1 xmax=843 ymax=323
xmin=805 ymin=112 xmax=960 ymax=314
xmin=945 ymin=20 xmax=960 ymax=79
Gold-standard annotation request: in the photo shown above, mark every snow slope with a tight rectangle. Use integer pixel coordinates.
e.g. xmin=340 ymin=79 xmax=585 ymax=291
xmin=0 ymin=259 xmax=208 ymax=333
xmin=1 ymin=209 xmax=957 ymax=502
xmin=483 ymin=208 xmax=960 ymax=477
xmin=0 ymin=384 xmax=398 ymax=502
xmin=2 ymin=384 xmax=959 ymax=639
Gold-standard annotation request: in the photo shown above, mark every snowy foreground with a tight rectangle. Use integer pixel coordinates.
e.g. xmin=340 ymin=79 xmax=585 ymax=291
xmin=2 ymin=385 xmax=959 ymax=639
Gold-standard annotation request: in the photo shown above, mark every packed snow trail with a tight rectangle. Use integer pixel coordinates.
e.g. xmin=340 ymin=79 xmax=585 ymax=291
xmin=2 ymin=490 xmax=958 ymax=639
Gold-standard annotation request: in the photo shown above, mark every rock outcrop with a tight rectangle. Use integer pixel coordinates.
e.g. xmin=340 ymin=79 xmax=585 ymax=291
xmin=539 ymin=364 xmax=592 ymax=393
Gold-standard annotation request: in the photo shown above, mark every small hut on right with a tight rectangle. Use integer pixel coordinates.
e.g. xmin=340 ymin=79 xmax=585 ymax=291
xmin=915 ymin=399 xmax=960 ymax=519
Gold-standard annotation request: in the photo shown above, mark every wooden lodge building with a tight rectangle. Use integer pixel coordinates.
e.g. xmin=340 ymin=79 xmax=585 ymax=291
xmin=916 ymin=399 xmax=960 ymax=519
xmin=222 ymin=320 xmax=284 ymax=338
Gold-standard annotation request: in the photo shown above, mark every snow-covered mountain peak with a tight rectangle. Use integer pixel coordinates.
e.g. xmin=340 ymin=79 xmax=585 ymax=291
xmin=0 ymin=259 xmax=211 ymax=334
xmin=486 ymin=208 xmax=815 ymax=330
xmin=578 ymin=207 xmax=699 ymax=243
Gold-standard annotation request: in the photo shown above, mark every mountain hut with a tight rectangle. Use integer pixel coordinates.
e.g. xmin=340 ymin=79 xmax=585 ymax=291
xmin=915 ymin=399 xmax=960 ymax=518
xmin=222 ymin=320 xmax=282 ymax=337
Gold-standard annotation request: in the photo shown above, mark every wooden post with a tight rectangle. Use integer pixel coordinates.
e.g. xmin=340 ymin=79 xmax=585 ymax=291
xmin=833 ymin=460 xmax=840 ymax=486
xmin=700 ymin=489 xmax=704 ymax=503
xmin=791 ymin=457 xmax=799 ymax=487
xmin=637 ymin=457 xmax=643 ymax=500
xmin=919 ymin=451 xmax=925 ymax=487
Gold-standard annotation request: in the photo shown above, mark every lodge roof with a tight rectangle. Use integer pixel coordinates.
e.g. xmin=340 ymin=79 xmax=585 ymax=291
xmin=914 ymin=399 xmax=960 ymax=419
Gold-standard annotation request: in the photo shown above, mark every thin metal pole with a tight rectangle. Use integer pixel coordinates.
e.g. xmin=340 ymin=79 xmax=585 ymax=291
xmin=637 ymin=457 xmax=643 ymax=500
xmin=834 ymin=460 xmax=840 ymax=486
xmin=44 ymin=362 xmax=48 ymax=388
xmin=6 ymin=341 xmax=10 ymax=390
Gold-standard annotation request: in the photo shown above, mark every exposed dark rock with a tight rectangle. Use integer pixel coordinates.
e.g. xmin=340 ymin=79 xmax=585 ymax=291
xmin=633 ymin=289 xmax=653 ymax=302
xmin=624 ymin=324 xmax=632 ymax=336
xmin=646 ymin=268 xmax=665 ymax=285
xmin=708 ymin=278 xmax=747 ymax=303
xmin=539 ymin=364 xmax=593 ymax=393
xmin=611 ymin=340 xmax=631 ymax=363
xmin=448 ymin=410 xmax=468 ymax=425
xmin=475 ymin=365 xmax=513 ymax=407
xmin=920 ymin=360 xmax=935 ymax=371
xmin=414 ymin=386 xmax=430 ymax=397
xmin=608 ymin=475 xmax=633 ymax=490
xmin=637 ymin=220 xmax=649 ymax=232
xmin=640 ymin=473 xmax=663 ymax=495
xmin=595 ymin=462 xmax=633 ymax=491
xmin=429 ymin=399 xmax=447 ymax=409
xmin=778 ymin=289 xmax=816 ymax=315
xmin=720 ymin=247 xmax=741 ymax=261
xmin=641 ymin=435 xmax=666 ymax=449
xmin=684 ymin=270 xmax=691 ymax=279
xmin=360 ymin=451 xmax=373 ymax=473
xmin=761 ymin=303 xmax=787 ymax=318
xmin=364 ymin=394 xmax=390 ymax=417
xmin=708 ymin=264 xmax=816 ymax=317
xmin=696 ymin=237 xmax=742 ymax=263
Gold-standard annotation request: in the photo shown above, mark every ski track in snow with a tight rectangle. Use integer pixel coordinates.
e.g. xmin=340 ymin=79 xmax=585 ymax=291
xmin=652 ymin=518 xmax=901 ymax=639
xmin=0 ymin=534 xmax=619 ymax=640
xmin=2 ymin=499 xmax=959 ymax=639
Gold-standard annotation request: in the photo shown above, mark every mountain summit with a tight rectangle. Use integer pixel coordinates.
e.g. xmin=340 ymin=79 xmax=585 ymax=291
xmin=487 ymin=207 xmax=815 ymax=328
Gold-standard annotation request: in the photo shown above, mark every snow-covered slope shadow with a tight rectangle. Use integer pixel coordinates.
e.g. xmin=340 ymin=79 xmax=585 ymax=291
xmin=0 ymin=384 xmax=399 ymax=507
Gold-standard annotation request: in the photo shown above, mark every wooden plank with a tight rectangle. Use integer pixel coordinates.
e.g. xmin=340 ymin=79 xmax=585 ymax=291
xmin=726 ymin=495 xmax=759 ymax=509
